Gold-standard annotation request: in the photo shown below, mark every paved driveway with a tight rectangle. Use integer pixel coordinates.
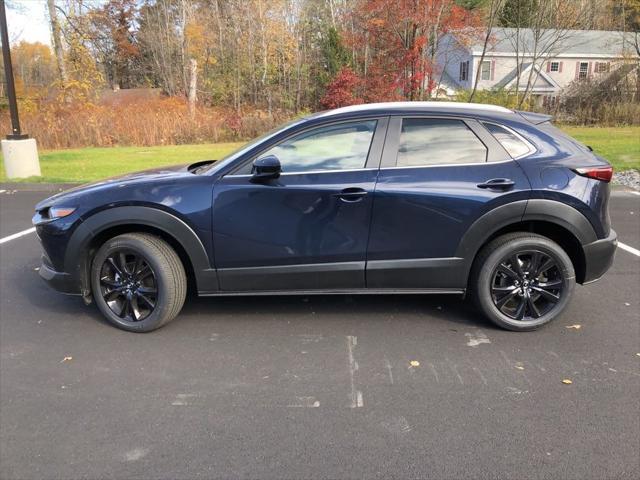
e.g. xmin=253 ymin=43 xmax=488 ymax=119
xmin=1 ymin=186 xmax=638 ymax=479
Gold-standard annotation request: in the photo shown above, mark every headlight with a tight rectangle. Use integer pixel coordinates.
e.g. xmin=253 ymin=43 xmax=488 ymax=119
xmin=48 ymin=207 xmax=77 ymax=219
xmin=33 ymin=206 xmax=77 ymax=225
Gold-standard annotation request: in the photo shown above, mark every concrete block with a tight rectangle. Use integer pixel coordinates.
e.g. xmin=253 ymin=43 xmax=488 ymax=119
xmin=1 ymin=138 xmax=41 ymax=179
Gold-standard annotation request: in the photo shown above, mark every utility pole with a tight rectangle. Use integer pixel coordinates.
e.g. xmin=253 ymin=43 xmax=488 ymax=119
xmin=0 ymin=0 xmax=41 ymax=178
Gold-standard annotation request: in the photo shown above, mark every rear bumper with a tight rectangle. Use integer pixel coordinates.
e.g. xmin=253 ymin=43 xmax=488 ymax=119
xmin=38 ymin=259 xmax=80 ymax=295
xmin=582 ymin=229 xmax=617 ymax=284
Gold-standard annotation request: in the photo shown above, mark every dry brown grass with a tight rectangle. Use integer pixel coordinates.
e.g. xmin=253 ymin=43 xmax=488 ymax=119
xmin=0 ymin=97 xmax=293 ymax=150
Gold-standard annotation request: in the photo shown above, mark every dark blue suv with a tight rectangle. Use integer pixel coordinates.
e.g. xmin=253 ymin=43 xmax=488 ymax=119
xmin=33 ymin=102 xmax=617 ymax=332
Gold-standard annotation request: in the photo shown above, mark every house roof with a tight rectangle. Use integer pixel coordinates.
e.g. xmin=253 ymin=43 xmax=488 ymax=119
xmin=468 ymin=28 xmax=638 ymax=58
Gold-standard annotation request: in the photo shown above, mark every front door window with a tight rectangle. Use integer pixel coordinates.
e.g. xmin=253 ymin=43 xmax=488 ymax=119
xmin=253 ymin=120 xmax=377 ymax=173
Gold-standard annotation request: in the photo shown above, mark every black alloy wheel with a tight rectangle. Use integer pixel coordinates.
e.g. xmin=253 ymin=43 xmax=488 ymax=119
xmin=91 ymin=233 xmax=187 ymax=332
xmin=99 ymin=250 xmax=158 ymax=322
xmin=471 ymin=232 xmax=575 ymax=331
xmin=490 ymin=250 xmax=563 ymax=321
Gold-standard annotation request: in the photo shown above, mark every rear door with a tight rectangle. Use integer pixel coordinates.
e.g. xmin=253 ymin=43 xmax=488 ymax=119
xmin=366 ymin=116 xmax=532 ymax=289
xmin=213 ymin=117 xmax=387 ymax=291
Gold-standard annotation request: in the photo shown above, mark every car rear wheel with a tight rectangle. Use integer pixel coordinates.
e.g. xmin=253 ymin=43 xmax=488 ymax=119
xmin=471 ymin=232 xmax=575 ymax=331
xmin=91 ymin=233 xmax=187 ymax=332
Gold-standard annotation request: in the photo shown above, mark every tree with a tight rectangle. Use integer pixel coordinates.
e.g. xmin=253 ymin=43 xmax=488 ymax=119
xmin=89 ymin=0 xmax=140 ymax=89
xmin=348 ymin=0 xmax=478 ymax=101
xmin=469 ymin=0 xmax=506 ymax=101
xmin=320 ymin=66 xmax=363 ymax=108
xmin=47 ymin=0 xmax=68 ymax=89
xmin=10 ymin=42 xmax=56 ymax=91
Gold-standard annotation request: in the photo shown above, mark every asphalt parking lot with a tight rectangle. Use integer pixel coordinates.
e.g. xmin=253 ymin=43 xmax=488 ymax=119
xmin=1 ymin=185 xmax=638 ymax=480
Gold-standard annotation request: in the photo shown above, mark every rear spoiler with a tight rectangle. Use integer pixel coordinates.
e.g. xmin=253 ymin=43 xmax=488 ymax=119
xmin=515 ymin=110 xmax=553 ymax=125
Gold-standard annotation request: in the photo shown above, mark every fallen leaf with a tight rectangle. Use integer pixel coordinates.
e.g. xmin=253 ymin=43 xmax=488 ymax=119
xmin=409 ymin=360 xmax=420 ymax=367
xmin=515 ymin=365 xmax=525 ymax=370
xmin=60 ymin=356 xmax=73 ymax=363
xmin=565 ymin=324 xmax=581 ymax=329
xmin=624 ymin=303 xmax=631 ymax=307
xmin=562 ymin=379 xmax=572 ymax=385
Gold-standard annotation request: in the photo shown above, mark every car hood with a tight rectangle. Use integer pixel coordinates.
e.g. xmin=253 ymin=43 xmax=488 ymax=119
xmin=35 ymin=163 xmax=193 ymax=210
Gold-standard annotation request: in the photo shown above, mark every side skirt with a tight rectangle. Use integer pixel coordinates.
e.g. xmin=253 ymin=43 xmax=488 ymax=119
xmin=198 ymin=288 xmax=465 ymax=297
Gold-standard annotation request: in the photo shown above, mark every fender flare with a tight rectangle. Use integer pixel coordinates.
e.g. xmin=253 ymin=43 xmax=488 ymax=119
xmin=64 ymin=206 xmax=218 ymax=295
xmin=455 ymin=199 xmax=597 ymax=274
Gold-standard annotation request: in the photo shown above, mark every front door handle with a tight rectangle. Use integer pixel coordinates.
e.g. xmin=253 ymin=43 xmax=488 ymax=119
xmin=477 ymin=178 xmax=515 ymax=190
xmin=333 ymin=187 xmax=368 ymax=202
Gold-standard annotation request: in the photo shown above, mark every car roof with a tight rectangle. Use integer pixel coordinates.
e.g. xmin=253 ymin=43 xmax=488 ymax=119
xmin=312 ymin=101 xmax=516 ymax=121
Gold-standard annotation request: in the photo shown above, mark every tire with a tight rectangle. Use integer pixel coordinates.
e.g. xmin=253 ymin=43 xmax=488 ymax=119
xmin=91 ymin=233 xmax=187 ymax=332
xmin=470 ymin=232 xmax=575 ymax=331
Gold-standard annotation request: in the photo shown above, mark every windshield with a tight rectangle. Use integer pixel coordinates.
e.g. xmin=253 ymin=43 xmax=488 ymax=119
xmin=201 ymin=117 xmax=307 ymax=174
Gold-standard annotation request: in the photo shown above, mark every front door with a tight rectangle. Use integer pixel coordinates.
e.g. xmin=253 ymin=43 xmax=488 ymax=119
xmin=212 ymin=118 xmax=387 ymax=291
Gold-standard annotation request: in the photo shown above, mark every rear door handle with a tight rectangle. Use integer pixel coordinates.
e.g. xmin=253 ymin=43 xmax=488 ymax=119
xmin=333 ymin=187 xmax=368 ymax=202
xmin=477 ymin=178 xmax=515 ymax=190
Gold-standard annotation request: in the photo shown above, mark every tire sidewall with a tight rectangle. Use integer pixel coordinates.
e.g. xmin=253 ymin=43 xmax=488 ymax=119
xmin=476 ymin=237 xmax=575 ymax=331
xmin=91 ymin=236 xmax=173 ymax=332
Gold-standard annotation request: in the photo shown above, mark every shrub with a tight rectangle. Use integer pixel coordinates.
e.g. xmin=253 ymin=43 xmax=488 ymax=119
xmin=0 ymin=96 xmax=294 ymax=150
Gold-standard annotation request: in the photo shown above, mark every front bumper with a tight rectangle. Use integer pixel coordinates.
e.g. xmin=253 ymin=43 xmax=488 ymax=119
xmin=38 ymin=258 xmax=80 ymax=295
xmin=582 ymin=229 xmax=617 ymax=284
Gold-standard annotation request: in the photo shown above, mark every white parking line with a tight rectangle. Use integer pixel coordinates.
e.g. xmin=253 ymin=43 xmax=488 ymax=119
xmin=618 ymin=242 xmax=640 ymax=257
xmin=0 ymin=227 xmax=36 ymax=245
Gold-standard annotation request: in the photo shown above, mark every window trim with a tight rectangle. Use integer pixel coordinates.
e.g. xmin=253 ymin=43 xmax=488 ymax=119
xmin=481 ymin=121 xmax=537 ymax=159
xmin=225 ymin=116 xmax=389 ymax=177
xmin=380 ymin=115 xmax=512 ymax=169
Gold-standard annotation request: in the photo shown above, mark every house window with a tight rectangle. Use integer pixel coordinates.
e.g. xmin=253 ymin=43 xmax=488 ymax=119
xmin=595 ymin=62 xmax=610 ymax=73
xmin=578 ymin=62 xmax=589 ymax=80
xmin=480 ymin=61 xmax=491 ymax=80
xmin=459 ymin=61 xmax=469 ymax=81
xmin=550 ymin=62 xmax=560 ymax=72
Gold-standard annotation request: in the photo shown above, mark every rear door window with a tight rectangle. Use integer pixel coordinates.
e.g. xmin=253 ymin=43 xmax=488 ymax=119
xmin=396 ymin=118 xmax=487 ymax=167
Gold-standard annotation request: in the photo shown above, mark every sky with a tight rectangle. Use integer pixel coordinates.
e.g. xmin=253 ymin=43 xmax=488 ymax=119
xmin=6 ymin=0 xmax=53 ymax=46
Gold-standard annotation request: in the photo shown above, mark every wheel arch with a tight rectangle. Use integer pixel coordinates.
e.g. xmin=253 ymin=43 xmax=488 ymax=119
xmin=64 ymin=206 xmax=218 ymax=298
xmin=457 ymin=199 xmax=595 ymax=285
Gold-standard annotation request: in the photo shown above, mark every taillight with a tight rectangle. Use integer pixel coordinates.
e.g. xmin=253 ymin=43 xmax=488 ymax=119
xmin=573 ymin=166 xmax=613 ymax=182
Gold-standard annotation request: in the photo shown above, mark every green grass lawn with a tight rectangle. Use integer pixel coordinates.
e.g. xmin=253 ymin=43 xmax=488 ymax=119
xmin=0 ymin=127 xmax=638 ymax=183
xmin=560 ymin=126 xmax=640 ymax=171
xmin=0 ymin=143 xmax=244 ymax=183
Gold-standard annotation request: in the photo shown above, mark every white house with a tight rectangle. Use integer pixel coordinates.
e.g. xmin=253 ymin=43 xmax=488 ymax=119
xmin=434 ymin=28 xmax=639 ymax=105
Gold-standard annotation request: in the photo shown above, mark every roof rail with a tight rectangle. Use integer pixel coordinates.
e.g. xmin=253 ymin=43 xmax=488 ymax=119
xmin=323 ymin=101 xmax=514 ymax=116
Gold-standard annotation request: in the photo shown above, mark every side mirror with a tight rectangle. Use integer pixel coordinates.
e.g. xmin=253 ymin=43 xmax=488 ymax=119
xmin=251 ymin=155 xmax=281 ymax=181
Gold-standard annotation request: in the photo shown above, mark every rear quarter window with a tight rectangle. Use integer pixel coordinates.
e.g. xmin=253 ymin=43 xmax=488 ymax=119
xmin=482 ymin=122 xmax=534 ymax=158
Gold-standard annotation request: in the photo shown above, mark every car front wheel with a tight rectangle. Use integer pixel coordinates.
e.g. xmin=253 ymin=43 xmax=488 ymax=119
xmin=91 ymin=233 xmax=187 ymax=332
xmin=471 ymin=232 xmax=576 ymax=331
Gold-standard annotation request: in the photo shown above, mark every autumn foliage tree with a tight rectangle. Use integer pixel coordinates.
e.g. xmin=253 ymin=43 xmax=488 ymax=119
xmin=320 ymin=67 xmax=364 ymax=109
xmin=346 ymin=0 xmax=479 ymax=102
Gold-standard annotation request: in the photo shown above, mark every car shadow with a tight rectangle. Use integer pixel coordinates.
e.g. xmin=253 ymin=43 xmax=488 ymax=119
xmin=18 ymin=268 xmax=496 ymax=331
xmin=181 ymin=293 xmax=497 ymax=330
